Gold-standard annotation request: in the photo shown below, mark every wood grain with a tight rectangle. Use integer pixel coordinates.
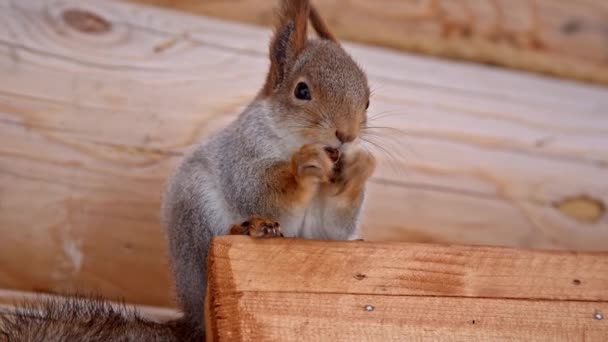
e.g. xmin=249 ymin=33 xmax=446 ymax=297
xmin=210 ymin=293 xmax=607 ymax=341
xmin=0 ymin=0 xmax=607 ymax=307
xmin=206 ymin=237 xmax=608 ymax=341
xmin=125 ymin=0 xmax=608 ymax=85
xmin=208 ymin=237 xmax=608 ymax=301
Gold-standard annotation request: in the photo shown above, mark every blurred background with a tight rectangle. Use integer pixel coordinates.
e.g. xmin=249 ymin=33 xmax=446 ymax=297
xmin=131 ymin=0 xmax=608 ymax=84
xmin=0 ymin=0 xmax=606 ymax=310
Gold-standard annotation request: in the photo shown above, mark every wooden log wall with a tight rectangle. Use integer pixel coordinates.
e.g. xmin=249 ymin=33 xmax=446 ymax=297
xmin=0 ymin=0 xmax=607 ymax=308
xmin=127 ymin=0 xmax=608 ymax=85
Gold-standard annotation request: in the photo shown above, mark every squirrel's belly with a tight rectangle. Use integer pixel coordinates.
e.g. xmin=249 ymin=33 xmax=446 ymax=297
xmin=298 ymin=204 xmax=325 ymax=239
xmin=281 ymin=199 xmax=342 ymax=239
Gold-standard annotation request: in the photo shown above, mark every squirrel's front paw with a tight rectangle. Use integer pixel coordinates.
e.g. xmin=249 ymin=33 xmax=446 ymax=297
xmin=230 ymin=216 xmax=283 ymax=238
xmin=330 ymin=148 xmax=376 ymax=196
xmin=291 ymin=144 xmax=338 ymax=183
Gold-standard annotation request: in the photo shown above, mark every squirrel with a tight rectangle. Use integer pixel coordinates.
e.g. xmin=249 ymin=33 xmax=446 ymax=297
xmin=0 ymin=0 xmax=374 ymax=341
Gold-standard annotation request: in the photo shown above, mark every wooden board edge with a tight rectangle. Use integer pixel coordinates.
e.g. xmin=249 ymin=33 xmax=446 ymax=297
xmin=206 ymin=237 xmax=240 ymax=342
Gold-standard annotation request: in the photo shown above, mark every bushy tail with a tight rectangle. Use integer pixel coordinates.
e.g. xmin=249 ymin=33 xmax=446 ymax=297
xmin=0 ymin=294 xmax=203 ymax=342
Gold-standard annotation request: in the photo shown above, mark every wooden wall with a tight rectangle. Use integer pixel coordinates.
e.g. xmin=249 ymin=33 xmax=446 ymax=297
xmin=0 ymin=0 xmax=607 ymax=308
xmin=126 ymin=0 xmax=608 ymax=85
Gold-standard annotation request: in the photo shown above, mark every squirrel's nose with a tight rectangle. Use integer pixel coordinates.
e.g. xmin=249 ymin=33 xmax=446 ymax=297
xmin=336 ymin=130 xmax=356 ymax=144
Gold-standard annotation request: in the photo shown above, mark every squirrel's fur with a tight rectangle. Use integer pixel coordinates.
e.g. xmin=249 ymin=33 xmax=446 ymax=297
xmin=0 ymin=0 xmax=374 ymax=340
xmin=0 ymin=294 xmax=200 ymax=342
xmin=162 ymin=0 xmax=373 ymax=333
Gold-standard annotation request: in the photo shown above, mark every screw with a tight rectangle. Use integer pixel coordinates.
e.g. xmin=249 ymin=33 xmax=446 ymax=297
xmin=364 ymin=305 xmax=374 ymax=312
xmin=595 ymin=312 xmax=604 ymax=320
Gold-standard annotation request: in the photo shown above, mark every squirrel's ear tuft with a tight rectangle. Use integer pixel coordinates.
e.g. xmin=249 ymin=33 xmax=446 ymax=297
xmin=263 ymin=0 xmax=310 ymax=95
xmin=309 ymin=4 xmax=338 ymax=42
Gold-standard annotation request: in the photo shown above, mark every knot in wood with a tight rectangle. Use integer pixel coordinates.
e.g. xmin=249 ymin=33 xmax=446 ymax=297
xmin=554 ymin=195 xmax=605 ymax=223
xmin=62 ymin=9 xmax=111 ymax=34
xmin=353 ymin=273 xmax=367 ymax=280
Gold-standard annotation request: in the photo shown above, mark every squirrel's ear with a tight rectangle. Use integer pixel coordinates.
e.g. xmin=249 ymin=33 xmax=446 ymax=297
xmin=263 ymin=0 xmax=309 ymax=95
xmin=309 ymin=5 xmax=338 ymax=42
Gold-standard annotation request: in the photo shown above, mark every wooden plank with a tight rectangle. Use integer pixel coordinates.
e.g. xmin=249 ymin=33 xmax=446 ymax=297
xmin=0 ymin=0 xmax=607 ymax=308
xmin=207 ymin=237 xmax=608 ymax=301
xmin=126 ymin=0 xmax=608 ymax=85
xmin=210 ymin=293 xmax=607 ymax=342
xmin=206 ymin=237 xmax=608 ymax=341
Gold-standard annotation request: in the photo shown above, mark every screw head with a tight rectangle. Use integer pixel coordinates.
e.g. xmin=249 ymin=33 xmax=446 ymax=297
xmin=595 ymin=312 xmax=604 ymax=320
xmin=364 ymin=305 xmax=374 ymax=312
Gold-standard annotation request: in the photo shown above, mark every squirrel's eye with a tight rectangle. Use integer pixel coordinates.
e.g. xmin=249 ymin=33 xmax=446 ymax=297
xmin=294 ymin=82 xmax=311 ymax=101
xmin=365 ymin=100 xmax=370 ymax=109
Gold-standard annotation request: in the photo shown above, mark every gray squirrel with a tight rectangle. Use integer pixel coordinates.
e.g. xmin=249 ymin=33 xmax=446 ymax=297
xmin=0 ymin=0 xmax=374 ymax=340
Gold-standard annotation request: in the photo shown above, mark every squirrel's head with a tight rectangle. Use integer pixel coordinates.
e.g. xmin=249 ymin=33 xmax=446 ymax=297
xmin=261 ymin=0 xmax=370 ymax=149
